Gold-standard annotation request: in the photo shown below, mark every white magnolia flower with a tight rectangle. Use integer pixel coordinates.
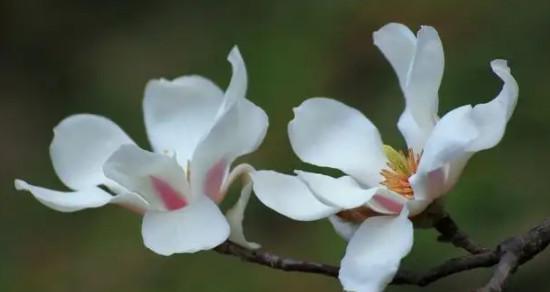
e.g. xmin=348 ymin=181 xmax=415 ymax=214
xmin=251 ymin=23 xmax=518 ymax=292
xmin=15 ymin=47 xmax=268 ymax=256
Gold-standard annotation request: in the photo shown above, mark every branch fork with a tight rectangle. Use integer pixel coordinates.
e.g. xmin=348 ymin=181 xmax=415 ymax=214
xmin=214 ymin=215 xmax=550 ymax=291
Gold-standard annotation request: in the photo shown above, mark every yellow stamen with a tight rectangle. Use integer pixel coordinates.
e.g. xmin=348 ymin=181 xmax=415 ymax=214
xmin=337 ymin=145 xmax=421 ymax=224
xmin=380 ymin=145 xmax=420 ymax=198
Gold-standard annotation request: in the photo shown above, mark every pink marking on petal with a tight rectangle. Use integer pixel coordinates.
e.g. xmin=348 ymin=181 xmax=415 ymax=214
xmin=150 ymin=176 xmax=187 ymax=210
xmin=373 ymin=194 xmax=404 ymax=214
xmin=205 ymin=159 xmax=227 ymax=203
xmin=428 ymin=168 xmax=448 ymax=196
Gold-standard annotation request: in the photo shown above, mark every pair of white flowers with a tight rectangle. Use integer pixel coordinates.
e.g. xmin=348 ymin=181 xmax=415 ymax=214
xmin=16 ymin=23 xmax=518 ymax=292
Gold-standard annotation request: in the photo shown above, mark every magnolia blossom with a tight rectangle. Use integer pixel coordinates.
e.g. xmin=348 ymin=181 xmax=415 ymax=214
xmin=15 ymin=47 xmax=268 ymax=255
xmin=251 ymin=23 xmax=518 ymax=292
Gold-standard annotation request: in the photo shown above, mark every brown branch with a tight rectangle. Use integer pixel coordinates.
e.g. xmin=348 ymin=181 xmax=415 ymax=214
xmin=398 ymin=217 xmax=550 ymax=288
xmin=476 ymin=218 xmax=550 ymax=291
xmin=433 ymin=213 xmax=490 ymax=254
xmin=213 ymin=241 xmax=339 ymax=277
xmin=213 ymin=218 xmax=550 ymax=290
xmin=392 ymin=250 xmax=499 ymax=285
xmin=478 ymin=252 xmax=518 ymax=292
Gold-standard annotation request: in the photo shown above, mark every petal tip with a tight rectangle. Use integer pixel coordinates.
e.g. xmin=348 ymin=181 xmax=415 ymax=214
xmin=419 ymin=24 xmax=435 ymax=31
xmin=142 ymin=207 xmax=230 ymax=256
xmin=491 ymin=59 xmax=510 ymax=72
xmin=376 ymin=22 xmax=407 ymax=33
xmin=417 ymin=25 xmax=440 ymax=40
xmin=14 ymin=179 xmax=27 ymax=191
xmin=373 ymin=22 xmax=411 ymax=43
xmin=144 ymin=78 xmax=162 ymax=89
xmin=228 ymin=46 xmax=243 ymax=63
xmin=291 ymin=104 xmax=302 ymax=116
xmin=290 ymin=99 xmax=313 ymax=121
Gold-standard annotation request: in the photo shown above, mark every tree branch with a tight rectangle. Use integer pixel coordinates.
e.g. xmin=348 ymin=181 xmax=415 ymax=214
xmin=213 ymin=241 xmax=338 ymax=277
xmin=392 ymin=250 xmax=499 ymax=285
xmin=433 ymin=213 xmax=490 ymax=254
xmin=213 ymin=218 xmax=550 ymax=290
xmin=477 ymin=218 xmax=550 ymax=291
xmin=478 ymin=252 xmax=518 ymax=292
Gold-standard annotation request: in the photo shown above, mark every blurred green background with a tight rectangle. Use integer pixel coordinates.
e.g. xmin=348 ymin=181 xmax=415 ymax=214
xmin=2 ymin=0 xmax=549 ymax=291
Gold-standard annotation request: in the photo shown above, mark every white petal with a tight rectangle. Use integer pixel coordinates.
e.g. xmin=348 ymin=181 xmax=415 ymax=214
xmin=103 ymin=144 xmax=191 ymax=211
xmin=14 ymin=179 xmax=112 ymax=212
xmin=438 ymin=60 xmax=518 ymax=194
xmin=109 ymin=191 xmax=150 ymax=214
xmin=466 ymin=60 xmax=518 ymax=151
xmin=251 ymin=171 xmax=339 ymax=221
xmin=373 ymin=23 xmax=417 ymax=89
xmin=405 ymin=26 xmax=444 ymax=130
xmin=410 ymin=105 xmax=477 ymax=201
xmin=190 ymin=99 xmax=268 ymax=200
xmin=226 ymin=181 xmax=260 ymax=249
xmin=374 ymin=24 xmax=444 ymax=151
xmin=288 ymin=98 xmax=387 ymax=186
xmin=339 ymin=210 xmax=413 ymax=292
xmin=220 ymin=46 xmax=248 ymax=111
xmin=143 ymin=75 xmax=224 ymax=165
xmin=397 ymin=107 xmax=432 ymax=153
xmin=236 ymin=98 xmax=270 ymax=156
xmin=412 ymin=60 xmax=518 ymax=201
xmin=191 ymin=49 xmax=268 ymax=200
xmin=50 ymin=114 xmax=134 ymax=190
xmin=328 ymin=215 xmax=359 ymax=241
xmin=442 ymin=152 xmax=472 ymax=195
xmin=295 ymin=171 xmax=379 ymax=209
xmin=417 ymin=105 xmax=478 ymax=173
xmin=141 ymin=197 xmax=229 ymax=255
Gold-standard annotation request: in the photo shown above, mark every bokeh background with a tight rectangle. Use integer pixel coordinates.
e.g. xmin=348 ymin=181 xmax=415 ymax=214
xmin=2 ymin=0 xmax=549 ymax=291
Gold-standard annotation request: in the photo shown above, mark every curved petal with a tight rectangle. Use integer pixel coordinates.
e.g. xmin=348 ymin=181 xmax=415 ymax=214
xmin=442 ymin=152 xmax=473 ymax=195
xmin=405 ymin=26 xmax=444 ymax=130
xmin=50 ymin=114 xmax=134 ymax=190
xmin=251 ymin=171 xmax=339 ymax=221
xmin=295 ymin=171 xmax=379 ymax=209
xmin=412 ymin=60 xmax=518 ymax=201
xmin=190 ymin=99 xmax=268 ymax=199
xmin=14 ymin=179 xmax=112 ymax=212
xmin=466 ymin=60 xmax=518 ymax=151
xmin=339 ymin=210 xmax=413 ymax=292
xmin=191 ymin=48 xmax=268 ymax=199
xmin=141 ymin=196 xmax=229 ymax=255
xmin=288 ymin=98 xmax=387 ymax=186
xmin=397 ymin=107 xmax=432 ymax=153
xmin=220 ymin=46 xmax=248 ymax=111
xmin=103 ymin=144 xmax=191 ymax=211
xmin=225 ymin=181 xmax=260 ymax=249
xmin=236 ymin=98 xmax=269 ymax=157
xmin=374 ymin=24 xmax=444 ymax=152
xmin=410 ymin=105 xmax=477 ymax=201
xmin=109 ymin=191 xmax=150 ymax=214
xmin=328 ymin=215 xmax=359 ymax=241
xmin=143 ymin=75 xmax=224 ymax=165
xmin=373 ymin=23 xmax=417 ymax=89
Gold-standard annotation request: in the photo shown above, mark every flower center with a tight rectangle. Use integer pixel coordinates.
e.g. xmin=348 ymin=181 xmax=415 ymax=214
xmin=380 ymin=145 xmax=420 ymax=198
xmin=335 ymin=146 xmax=421 ymax=224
